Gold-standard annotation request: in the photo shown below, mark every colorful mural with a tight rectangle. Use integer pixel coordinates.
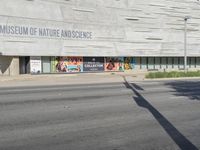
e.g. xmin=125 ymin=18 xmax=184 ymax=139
xmin=124 ymin=57 xmax=136 ymax=70
xmin=67 ymin=57 xmax=83 ymax=72
xmin=105 ymin=57 xmax=124 ymax=71
xmin=55 ymin=56 xmax=83 ymax=73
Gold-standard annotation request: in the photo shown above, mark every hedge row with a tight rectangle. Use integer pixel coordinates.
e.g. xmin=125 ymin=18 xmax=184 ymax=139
xmin=146 ymin=71 xmax=200 ymax=79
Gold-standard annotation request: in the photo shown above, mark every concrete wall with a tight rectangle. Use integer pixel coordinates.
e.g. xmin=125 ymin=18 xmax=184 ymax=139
xmin=0 ymin=0 xmax=200 ymax=57
xmin=0 ymin=56 xmax=19 ymax=75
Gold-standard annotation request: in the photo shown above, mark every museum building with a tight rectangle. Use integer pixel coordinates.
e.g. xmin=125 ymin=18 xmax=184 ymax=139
xmin=0 ymin=0 xmax=200 ymax=75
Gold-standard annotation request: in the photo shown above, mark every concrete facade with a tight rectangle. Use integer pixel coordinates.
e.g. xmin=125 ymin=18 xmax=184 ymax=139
xmin=0 ymin=0 xmax=200 ymax=57
xmin=0 ymin=0 xmax=200 ymax=75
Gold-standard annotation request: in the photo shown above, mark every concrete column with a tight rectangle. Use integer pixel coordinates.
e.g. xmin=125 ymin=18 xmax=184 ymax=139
xmin=0 ymin=56 xmax=19 ymax=76
xmin=10 ymin=56 xmax=20 ymax=76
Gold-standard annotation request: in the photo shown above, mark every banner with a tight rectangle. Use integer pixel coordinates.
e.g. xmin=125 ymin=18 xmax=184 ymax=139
xmin=55 ymin=57 xmax=67 ymax=73
xmin=30 ymin=56 xmax=41 ymax=74
xmin=105 ymin=57 xmax=124 ymax=71
xmin=83 ymin=57 xmax=104 ymax=72
xmin=67 ymin=57 xmax=83 ymax=72
xmin=124 ymin=57 xmax=136 ymax=70
xmin=55 ymin=57 xmax=83 ymax=73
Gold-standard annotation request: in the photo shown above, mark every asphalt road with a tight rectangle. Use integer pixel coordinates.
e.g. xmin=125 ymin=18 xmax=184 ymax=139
xmin=0 ymin=79 xmax=200 ymax=150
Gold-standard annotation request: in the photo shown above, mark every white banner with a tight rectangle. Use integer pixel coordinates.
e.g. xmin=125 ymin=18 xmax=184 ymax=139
xmin=30 ymin=56 xmax=42 ymax=74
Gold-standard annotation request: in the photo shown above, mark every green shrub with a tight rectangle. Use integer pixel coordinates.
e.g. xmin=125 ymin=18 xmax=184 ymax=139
xmin=146 ymin=71 xmax=200 ymax=79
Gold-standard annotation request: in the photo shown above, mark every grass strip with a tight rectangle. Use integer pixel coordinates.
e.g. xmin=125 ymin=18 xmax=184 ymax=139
xmin=146 ymin=71 xmax=200 ymax=79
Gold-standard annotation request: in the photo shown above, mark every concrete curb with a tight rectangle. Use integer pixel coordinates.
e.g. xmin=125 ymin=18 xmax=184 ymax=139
xmin=144 ymin=77 xmax=200 ymax=81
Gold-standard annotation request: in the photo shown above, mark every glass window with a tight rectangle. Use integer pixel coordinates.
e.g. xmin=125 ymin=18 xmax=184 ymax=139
xmin=155 ymin=57 xmax=160 ymax=69
xmin=42 ymin=57 xmax=51 ymax=73
xmin=161 ymin=57 xmax=167 ymax=69
xmin=141 ymin=57 xmax=147 ymax=69
xmin=187 ymin=57 xmax=190 ymax=68
xmin=179 ymin=57 xmax=184 ymax=69
xmin=173 ymin=57 xmax=178 ymax=69
xmin=190 ymin=57 xmax=195 ymax=68
xmin=148 ymin=57 xmax=154 ymax=69
xmin=135 ymin=57 xmax=140 ymax=69
xmin=196 ymin=58 xmax=200 ymax=68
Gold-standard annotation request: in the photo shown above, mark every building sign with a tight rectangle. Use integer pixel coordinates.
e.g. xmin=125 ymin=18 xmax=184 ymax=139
xmin=83 ymin=57 xmax=104 ymax=72
xmin=105 ymin=57 xmax=124 ymax=71
xmin=30 ymin=56 xmax=41 ymax=74
xmin=0 ymin=24 xmax=92 ymax=39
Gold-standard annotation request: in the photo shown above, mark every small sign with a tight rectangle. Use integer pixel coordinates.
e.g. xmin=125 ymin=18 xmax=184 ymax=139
xmin=30 ymin=56 xmax=42 ymax=74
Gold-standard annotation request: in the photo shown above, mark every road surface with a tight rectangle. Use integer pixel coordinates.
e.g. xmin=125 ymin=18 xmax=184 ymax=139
xmin=0 ymin=79 xmax=200 ymax=150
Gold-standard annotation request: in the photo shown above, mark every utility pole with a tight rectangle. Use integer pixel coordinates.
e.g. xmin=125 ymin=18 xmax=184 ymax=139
xmin=184 ymin=16 xmax=191 ymax=73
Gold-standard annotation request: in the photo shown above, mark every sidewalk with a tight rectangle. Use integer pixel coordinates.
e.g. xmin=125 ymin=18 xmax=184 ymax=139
xmin=0 ymin=71 xmax=146 ymax=87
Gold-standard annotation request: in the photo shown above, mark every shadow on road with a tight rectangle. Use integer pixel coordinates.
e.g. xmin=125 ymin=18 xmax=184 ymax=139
xmin=165 ymin=80 xmax=200 ymax=101
xmin=123 ymin=77 xmax=199 ymax=150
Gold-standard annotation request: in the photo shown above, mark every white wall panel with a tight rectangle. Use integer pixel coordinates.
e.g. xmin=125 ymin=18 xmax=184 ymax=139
xmin=0 ymin=0 xmax=200 ymax=56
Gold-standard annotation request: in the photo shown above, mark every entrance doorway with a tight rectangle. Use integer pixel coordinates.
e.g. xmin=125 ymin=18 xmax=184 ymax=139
xmin=19 ymin=56 xmax=30 ymax=74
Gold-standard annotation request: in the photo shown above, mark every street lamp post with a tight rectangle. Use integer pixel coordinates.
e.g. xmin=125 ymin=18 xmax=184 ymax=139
xmin=184 ymin=16 xmax=191 ymax=73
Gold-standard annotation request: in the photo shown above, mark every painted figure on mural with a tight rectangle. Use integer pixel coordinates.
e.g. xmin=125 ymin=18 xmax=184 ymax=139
xmin=105 ymin=57 xmax=124 ymax=71
xmin=55 ymin=57 xmax=67 ymax=72
xmin=67 ymin=57 xmax=83 ymax=72
xmin=106 ymin=59 xmax=115 ymax=70
xmin=124 ymin=57 xmax=132 ymax=70
xmin=77 ymin=65 xmax=81 ymax=72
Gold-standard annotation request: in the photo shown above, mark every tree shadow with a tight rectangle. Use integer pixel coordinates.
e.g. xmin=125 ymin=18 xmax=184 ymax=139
xmin=123 ymin=77 xmax=199 ymax=150
xmin=165 ymin=80 xmax=200 ymax=101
